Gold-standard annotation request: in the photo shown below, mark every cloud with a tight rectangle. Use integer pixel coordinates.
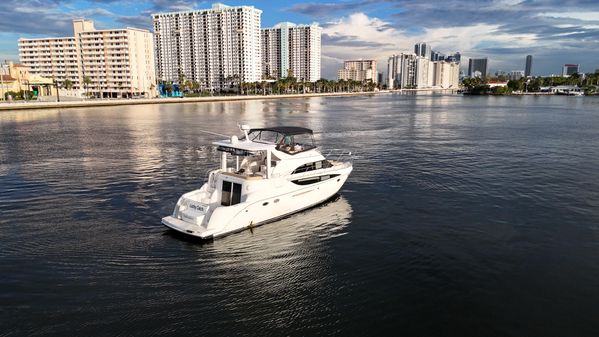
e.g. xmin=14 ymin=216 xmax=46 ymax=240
xmin=2 ymin=0 xmax=599 ymax=76
xmin=538 ymin=11 xmax=599 ymax=21
xmin=313 ymin=0 xmax=599 ymax=77
xmin=0 ymin=1 xmax=120 ymax=35
xmin=287 ymin=1 xmax=381 ymax=18
xmin=0 ymin=0 xmax=205 ymax=36
xmin=149 ymin=0 xmax=204 ymax=13
xmin=115 ymin=14 xmax=153 ymax=29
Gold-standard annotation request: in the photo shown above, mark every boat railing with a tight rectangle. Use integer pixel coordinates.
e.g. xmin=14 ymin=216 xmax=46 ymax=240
xmin=324 ymin=149 xmax=354 ymax=164
xmin=206 ymin=169 xmax=219 ymax=189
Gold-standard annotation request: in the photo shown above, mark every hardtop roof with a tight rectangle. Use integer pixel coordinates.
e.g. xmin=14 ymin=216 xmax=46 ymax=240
xmin=250 ymin=126 xmax=313 ymax=136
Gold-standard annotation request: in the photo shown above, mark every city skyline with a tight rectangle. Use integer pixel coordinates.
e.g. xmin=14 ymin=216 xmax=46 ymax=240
xmin=1 ymin=0 xmax=598 ymax=79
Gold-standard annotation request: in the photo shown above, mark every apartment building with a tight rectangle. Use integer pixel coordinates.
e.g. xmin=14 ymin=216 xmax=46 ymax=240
xmin=19 ymin=19 xmax=156 ymax=98
xmin=337 ymin=60 xmax=377 ymax=83
xmin=432 ymin=61 xmax=460 ymax=88
xmin=261 ymin=22 xmax=321 ymax=82
xmin=153 ymin=3 xmax=262 ymax=90
xmin=387 ymin=53 xmax=417 ymax=89
xmin=18 ymin=36 xmax=79 ymax=88
xmin=388 ymin=53 xmax=459 ymax=89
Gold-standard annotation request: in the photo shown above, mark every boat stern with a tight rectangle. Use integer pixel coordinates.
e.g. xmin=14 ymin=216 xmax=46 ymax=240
xmin=162 ymin=216 xmax=215 ymax=239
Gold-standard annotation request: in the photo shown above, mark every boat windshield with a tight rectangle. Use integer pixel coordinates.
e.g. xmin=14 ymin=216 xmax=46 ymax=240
xmin=245 ymin=127 xmax=316 ymax=154
xmin=247 ymin=130 xmax=282 ymax=144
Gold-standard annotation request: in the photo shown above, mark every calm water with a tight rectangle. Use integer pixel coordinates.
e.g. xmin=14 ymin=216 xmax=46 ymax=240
xmin=1 ymin=93 xmax=599 ymax=336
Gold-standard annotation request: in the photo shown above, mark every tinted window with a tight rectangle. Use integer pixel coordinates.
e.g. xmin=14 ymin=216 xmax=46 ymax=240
xmin=232 ymin=183 xmax=242 ymax=205
xmin=221 ymin=181 xmax=232 ymax=206
xmin=291 ymin=174 xmax=339 ymax=185
xmin=292 ymin=160 xmax=332 ymax=174
xmin=221 ymin=181 xmax=243 ymax=206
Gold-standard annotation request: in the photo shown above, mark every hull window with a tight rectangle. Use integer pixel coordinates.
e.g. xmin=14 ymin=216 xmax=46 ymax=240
xmin=221 ymin=181 xmax=242 ymax=206
xmin=292 ymin=174 xmax=339 ymax=185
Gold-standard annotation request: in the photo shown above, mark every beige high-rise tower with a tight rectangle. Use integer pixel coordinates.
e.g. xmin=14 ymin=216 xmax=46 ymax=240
xmin=19 ymin=19 xmax=156 ymax=98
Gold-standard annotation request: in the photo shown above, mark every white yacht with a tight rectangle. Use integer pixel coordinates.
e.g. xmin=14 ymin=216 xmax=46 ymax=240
xmin=162 ymin=125 xmax=353 ymax=240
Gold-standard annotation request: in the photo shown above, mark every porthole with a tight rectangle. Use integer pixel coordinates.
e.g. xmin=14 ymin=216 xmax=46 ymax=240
xmin=263 ymin=202 xmax=269 ymax=206
xmin=274 ymin=199 xmax=280 ymax=203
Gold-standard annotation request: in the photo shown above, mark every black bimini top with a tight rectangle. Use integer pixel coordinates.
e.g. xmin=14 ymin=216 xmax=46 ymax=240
xmin=250 ymin=126 xmax=313 ymax=136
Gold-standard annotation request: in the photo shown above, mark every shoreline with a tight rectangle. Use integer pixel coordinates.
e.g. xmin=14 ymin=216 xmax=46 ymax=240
xmin=0 ymin=91 xmax=380 ymax=111
xmin=0 ymin=89 xmax=458 ymax=111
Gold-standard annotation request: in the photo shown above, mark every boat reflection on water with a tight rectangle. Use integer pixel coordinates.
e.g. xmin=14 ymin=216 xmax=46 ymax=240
xmin=159 ymin=195 xmax=353 ymax=329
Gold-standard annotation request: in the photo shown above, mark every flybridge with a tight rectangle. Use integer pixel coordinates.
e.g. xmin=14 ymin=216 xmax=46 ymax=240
xmin=212 ymin=125 xmax=317 ymax=179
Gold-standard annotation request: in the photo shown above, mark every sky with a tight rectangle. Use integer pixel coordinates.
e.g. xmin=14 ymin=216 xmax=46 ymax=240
xmin=1 ymin=0 xmax=598 ymax=79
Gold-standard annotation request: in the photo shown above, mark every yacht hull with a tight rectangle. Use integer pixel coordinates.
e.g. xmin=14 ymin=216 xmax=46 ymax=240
xmin=162 ymin=165 xmax=352 ymax=240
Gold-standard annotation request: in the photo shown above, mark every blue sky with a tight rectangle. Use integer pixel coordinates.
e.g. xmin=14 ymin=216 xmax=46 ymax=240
xmin=1 ymin=0 xmax=598 ymax=78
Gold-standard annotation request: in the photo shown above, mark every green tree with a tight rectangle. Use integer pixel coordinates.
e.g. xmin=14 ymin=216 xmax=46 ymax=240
xmin=507 ymin=80 xmax=523 ymax=92
xmin=62 ymin=79 xmax=73 ymax=90
xmin=83 ymin=76 xmax=92 ymax=97
xmin=164 ymin=82 xmax=173 ymax=95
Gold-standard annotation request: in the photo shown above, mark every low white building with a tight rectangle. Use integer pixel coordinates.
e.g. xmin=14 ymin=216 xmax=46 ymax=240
xmin=337 ymin=60 xmax=377 ymax=83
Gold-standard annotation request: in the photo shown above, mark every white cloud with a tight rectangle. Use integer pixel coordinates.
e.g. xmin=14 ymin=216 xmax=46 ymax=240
xmin=320 ymin=12 xmax=540 ymax=78
xmin=539 ymin=11 xmax=599 ymax=21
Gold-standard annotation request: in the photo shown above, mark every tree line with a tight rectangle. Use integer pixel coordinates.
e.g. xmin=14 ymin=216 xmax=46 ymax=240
xmin=159 ymin=73 xmax=378 ymax=97
xmin=462 ymin=70 xmax=599 ymax=95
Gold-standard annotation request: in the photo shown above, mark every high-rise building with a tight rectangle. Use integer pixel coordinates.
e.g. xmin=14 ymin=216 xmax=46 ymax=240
xmin=432 ymin=61 xmax=460 ymax=88
xmin=261 ymin=22 xmax=321 ymax=82
xmin=468 ymin=58 xmax=488 ymax=78
xmin=414 ymin=42 xmax=431 ymax=60
xmin=387 ymin=53 xmax=417 ymax=89
xmin=509 ymin=70 xmax=525 ymax=81
xmin=153 ymin=3 xmax=262 ymax=90
xmin=337 ymin=60 xmax=377 ymax=83
xmin=19 ymin=19 xmax=156 ymax=98
xmin=525 ymin=55 xmax=532 ymax=77
xmin=446 ymin=52 xmax=461 ymax=64
xmin=416 ymin=57 xmax=433 ymax=88
xmin=431 ymin=51 xmax=445 ymax=62
xmin=562 ymin=64 xmax=579 ymax=77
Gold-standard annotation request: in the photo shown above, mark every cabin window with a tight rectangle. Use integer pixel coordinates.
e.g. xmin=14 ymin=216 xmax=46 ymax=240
xmin=292 ymin=160 xmax=332 ymax=174
xmin=221 ymin=181 xmax=242 ymax=206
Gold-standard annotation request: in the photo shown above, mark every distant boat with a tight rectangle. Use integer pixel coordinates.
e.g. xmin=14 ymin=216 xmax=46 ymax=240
xmin=162 ymin=125 xmax=353 ymax=240
xmin=555 ymin=91 xmax=584 ymax=96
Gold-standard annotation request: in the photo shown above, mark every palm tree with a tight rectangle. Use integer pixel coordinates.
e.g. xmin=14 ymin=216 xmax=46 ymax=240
xmin=62 ymin=79 xmax=73 ymax=90
xmin=149 ymin=83 xmax=155 ymax=97
xmin=164 ymin=82 xmax=173 ymax=96
xmin=191 ymin=81 xmax=200 ymax=93
xmin=184 ymin=80 xmax=193 ymax=95
xmin=83 ymin=76 xmax=92 ymax=98
xmin=225 ymin=74 xmax=241 ymax=94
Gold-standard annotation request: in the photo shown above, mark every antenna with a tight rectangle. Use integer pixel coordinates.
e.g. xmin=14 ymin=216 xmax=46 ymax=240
xmin=239 ymin=124 xmax=251 ymax=140
xmin=196 ymin=129 xmax=229 ymax=138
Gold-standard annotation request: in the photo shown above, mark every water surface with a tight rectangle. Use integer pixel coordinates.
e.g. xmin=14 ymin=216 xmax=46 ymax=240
xmin=1 ymin=93 xmax=598 ymax=336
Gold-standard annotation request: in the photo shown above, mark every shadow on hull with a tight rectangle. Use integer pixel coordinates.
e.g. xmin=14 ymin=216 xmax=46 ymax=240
xmin=162 ymin=193 xmax=346 ymax=243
